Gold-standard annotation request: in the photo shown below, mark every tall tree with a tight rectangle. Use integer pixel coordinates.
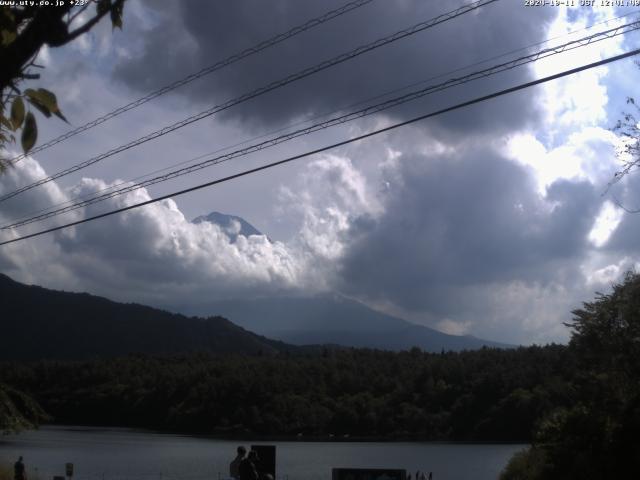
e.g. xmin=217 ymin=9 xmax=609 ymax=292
xmin=501 ymin=272 xmax=640 ymax=479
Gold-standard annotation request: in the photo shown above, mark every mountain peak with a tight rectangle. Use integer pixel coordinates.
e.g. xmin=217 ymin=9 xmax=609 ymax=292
xmin=192 ymin=211 xmax=263 ymax=242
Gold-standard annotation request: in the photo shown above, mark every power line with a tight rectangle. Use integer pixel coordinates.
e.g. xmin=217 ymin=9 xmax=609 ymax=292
xmin=3 ymin=18 xmax=637 ymax=231
xmin=2 ymin=47 xmax=638 ymax=247
xmin=5 ymin=0 xmax=376 ymax=166
xmin=6 ymin=8 xmax=636 ymax=228
xmin=0 ymin=0 xmax=499 ymax=204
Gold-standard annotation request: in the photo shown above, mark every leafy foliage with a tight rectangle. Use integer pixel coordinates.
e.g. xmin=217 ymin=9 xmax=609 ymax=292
xmin=0 ymin=383 xmax=48 ymax=434
xmin=0 ymin=1 xmax=125 ymax=169
xmin=501 ymin=273 xmax=640 ymax=479
xmin=0 ymin=345 xmax=572 ymax=440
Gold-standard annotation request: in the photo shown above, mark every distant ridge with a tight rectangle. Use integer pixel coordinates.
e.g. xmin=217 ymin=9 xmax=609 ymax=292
xmin=186 ymin=211 xmax=513 ymax=351
xmin=187 ymin=294 xmax=515 ymax=352
xmin=0 ymin=274 xmax=297 ymax=360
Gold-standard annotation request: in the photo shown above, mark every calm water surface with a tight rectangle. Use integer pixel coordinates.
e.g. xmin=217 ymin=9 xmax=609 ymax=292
xmin=0 ymin=426 xmax=526 ymax=480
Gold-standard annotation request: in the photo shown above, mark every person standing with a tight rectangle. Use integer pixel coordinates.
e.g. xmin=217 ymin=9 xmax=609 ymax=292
xmin=230 ymin=446 xmax=247 ymax=479
xmin=14 ymin=456 xmax=26 ymax=480
xmin=239 ymin=450 xmax=259 ymax=480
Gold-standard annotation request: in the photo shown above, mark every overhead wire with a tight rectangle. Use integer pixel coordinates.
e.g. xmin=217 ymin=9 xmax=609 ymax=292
xmin=6 ymin=7 xmax=637 ymax=227
xmin=2 ymin=18 xmax=638 ymax=231
xmin=2 ymin=46 xmax=639 ymax=247
xmin=0 ymin=0 xmax=500 ymax=203
xmin=5 ymin=0 xmax=377 ymax=166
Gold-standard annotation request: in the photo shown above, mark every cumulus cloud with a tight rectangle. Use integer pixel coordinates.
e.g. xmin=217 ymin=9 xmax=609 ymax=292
xmin=320 ymin=137 xmax=615 ymax=343
xmin=271 ymin=154 xmax=382 ymax=294
xmin=3 ymin=2 xmax=640 ymax=347
xmin=0 ymin=154 xmax=386 ymax=314
xmin=0 ymin=159 xmax=311 ymax=308
xmin=0 ymin=134 xmax=637 ymax=345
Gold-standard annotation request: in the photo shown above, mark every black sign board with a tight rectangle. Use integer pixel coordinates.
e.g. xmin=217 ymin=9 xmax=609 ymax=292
xmin=250 ymin=445 xmax=276 ymax=479
xmin=332 ymin=468 xmax=407 ymax=480
xmin=65 ymin=464 xmax=73 ymax=477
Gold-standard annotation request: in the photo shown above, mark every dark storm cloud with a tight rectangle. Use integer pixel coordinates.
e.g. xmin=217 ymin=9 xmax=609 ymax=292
xmin=336 ymin=145 xmax=602 ymax=313
xmin=113 ymin=0 xmax=557 ymax=135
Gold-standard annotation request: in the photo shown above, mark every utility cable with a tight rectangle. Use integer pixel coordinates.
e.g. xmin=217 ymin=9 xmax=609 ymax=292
xmin=2 ymin=19 xmax=637 ymax=230
xmin=0 ymin=0 xmax=499 ymax=203
xmin=5 ymin=0 xmax=376 ymax=166
xmin=6 ymin=8 xmax=637 ymax=227
xmin=2 ymin=46 xmax=639 ymax=247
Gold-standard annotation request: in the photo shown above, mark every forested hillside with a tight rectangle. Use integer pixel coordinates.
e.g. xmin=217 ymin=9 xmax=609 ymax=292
xmin=2 ymin=272 xmax=639 ymax=477
xmin=0 ymin=345 xmax=570 ymax=441
xmin=0 ymin=274 xmax=298 ymax=359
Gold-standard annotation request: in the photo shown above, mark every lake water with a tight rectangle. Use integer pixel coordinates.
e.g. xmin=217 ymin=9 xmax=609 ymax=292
xmin=0 ymin=426 xmax=526 ymax=480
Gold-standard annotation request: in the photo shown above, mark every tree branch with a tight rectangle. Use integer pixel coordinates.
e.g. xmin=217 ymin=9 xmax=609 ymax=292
xmin=66 ymin=0 xmax=125 ymax=41
xmin=0 ymin=6 xmax=73 ymax=91
xmin=612 ymin=194 xmax=640 ymax=214
xmin=68 ymin=2 xmax=92 ymax=25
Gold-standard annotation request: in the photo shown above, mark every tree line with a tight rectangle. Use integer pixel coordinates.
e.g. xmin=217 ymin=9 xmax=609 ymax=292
xmin=2 ymin=273 xmax=639 ymax=478
xmin=1 ymin=344 xmax=571 ymax=441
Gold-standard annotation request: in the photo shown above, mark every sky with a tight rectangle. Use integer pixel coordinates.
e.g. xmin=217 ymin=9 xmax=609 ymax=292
xmin=1 ymin=0 xmax=640 ymax=345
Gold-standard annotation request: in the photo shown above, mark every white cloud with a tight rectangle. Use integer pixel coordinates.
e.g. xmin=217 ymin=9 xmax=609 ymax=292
xmin=280 ymin=154 xmax=381 ymax=265
xmin=0 ymin=154 xmax=383 ymax=311
xmin=0 ymin=159 xmax=312 ymax=306
xmin=588 ymin=200 xmax=624 ymax=247
xmin=436 ymin=318 xmax=471 ymax=336
xmin=4 ymin=2 xmax=640 ymax=347
xmin=505 ymin=127 xmax=618 ymax=195
xmin=533 ymin=7 xmax=626 ymax=142
xmin=581 ymin=252 xmax=640 ymax=288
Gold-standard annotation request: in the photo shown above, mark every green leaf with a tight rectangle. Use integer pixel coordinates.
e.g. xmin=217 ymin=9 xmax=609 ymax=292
xmin=1 ymin=6 xmax=16 ymax=23
xmin=1 ymin=28 xmax=16 ymax=46
xmin=53 ymin=110 xmax=68 ymax=123
xmin=21 ymin=112 xmax=37 ymax=154
xmin=10 ymin=97 xmax=24 ymax=131
xmin=25 ymin=88 xmax=68 ymax=123
xmin=25 ymin=88 xmax=54 ymax=113
xmin=27 ymin=98 xmax=52 ymax=118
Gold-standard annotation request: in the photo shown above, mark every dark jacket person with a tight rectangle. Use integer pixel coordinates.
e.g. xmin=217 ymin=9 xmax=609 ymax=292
xmin=230 ymin=446 xmax=247 ymax=479
xmin=239 ymin=450 xmax=259 ymax=480
xmin=14 ymin=456 xmax=26 ymax=480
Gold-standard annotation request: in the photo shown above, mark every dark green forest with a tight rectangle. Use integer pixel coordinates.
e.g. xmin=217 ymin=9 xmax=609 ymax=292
xmin=1 ymin=273 xmax=639 ymax=479
xmin=0 ymin=344 xmax=571 ymax=441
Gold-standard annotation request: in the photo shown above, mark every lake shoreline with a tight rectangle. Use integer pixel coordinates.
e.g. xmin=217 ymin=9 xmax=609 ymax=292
xmin=35 ymin=423 xmax=530 ymax=445
xmin=1 ymin=425 xmax=526 ymax=480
